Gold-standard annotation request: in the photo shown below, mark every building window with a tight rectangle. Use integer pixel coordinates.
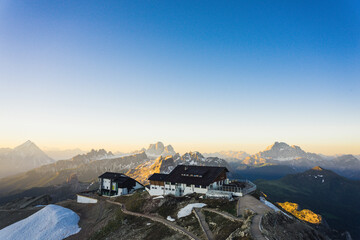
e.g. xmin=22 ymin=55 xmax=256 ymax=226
xmin=186 ymin=184 xmax=191 ymax=187
xmin=195 ymin=185 xmax=200 ymax=188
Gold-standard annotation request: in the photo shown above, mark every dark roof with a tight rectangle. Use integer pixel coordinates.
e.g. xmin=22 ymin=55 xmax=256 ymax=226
xmin=148 ymin=173 xmax=168 ymax=181
xmin=115 ymin=177 xmax=136 ymax=188
xmin=148 ymin=165 xmax=228 ymax=186
xmin=99 ymin=172 xmax=126 ymax=180
xmin=99 ymin=172 xmax=143 ymax=188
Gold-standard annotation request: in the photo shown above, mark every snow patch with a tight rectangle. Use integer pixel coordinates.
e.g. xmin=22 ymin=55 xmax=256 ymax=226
xmin=153 ymin=196 xmax=164 ymax=199
xmin=177 ymin=203 xmax=206 ymax=219
xmin=0 ymin=204 xmax=81 ymax=240
xmin=260 ymin=197 xmax=281 ymax=212
xmin=167 ymin=216 xmax=175 ymax=222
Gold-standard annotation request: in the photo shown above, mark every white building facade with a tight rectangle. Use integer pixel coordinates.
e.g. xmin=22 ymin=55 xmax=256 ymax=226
xmin=148 ymin=166 xmax=229 ymax=197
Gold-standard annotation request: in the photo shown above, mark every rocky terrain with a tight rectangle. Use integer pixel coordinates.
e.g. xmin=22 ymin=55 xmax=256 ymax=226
xmin=261 ymin=211 xmax=349 ymax=240
xmin=1 ymin=189 xmax=347 ymax=240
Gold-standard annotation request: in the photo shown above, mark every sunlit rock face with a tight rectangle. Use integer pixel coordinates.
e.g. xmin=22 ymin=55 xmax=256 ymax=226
xmin=277 ymin=202 xmax=322 ymax=224
xmin=71 ymin=149 xmax=113 ymax=163
xmin=312 ymin=166 xmax=324 ymax=171
xmin=163 ymin=145 xmax=176 ymax=156
xmin=240 ymin=142 xmax=323 ymax=166
xmin=127 ymin=151 xmax=230 ymax=185
xmin=257 ymin=142 xmax=322 ymax=161
xmin=146 ymin=142 xmax=165 ymax=156
xmin=145 ymin=141 xmax=176 ymax=157
xmin=126 ymin=155 xmax=178 ymax=184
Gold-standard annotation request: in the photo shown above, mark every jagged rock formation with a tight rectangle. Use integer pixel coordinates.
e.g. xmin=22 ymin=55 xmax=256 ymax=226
xmin=235 ymin=142 xmax=360 ymax=180
xmin=242 ymin=142 xmax=322 ymax=165
xmin=127 ymin=151 xmax=230 ymax=184
xmin=0 ymin=141 xmax=54 ymax=178
xmin=179 ymin=151 xmax=229 ymax=167
xmin=163 ymin=145 xmax=176 ymax=156
xmin=145 ymin=142 xmax=176 ymax=157
xmin=146 ymin=142 xmax=165 ymax=155
xmin=126 ymin=155 xmax=178 ymax=184
xmin=71 ymin=149 xmax=113 ymax=163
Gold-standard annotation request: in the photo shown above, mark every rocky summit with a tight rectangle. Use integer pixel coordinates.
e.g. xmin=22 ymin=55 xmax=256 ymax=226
xmin=0 ymin=140 xmax=54 ymax=178
xmin=145 ymin=141 xmax=176 ymax=157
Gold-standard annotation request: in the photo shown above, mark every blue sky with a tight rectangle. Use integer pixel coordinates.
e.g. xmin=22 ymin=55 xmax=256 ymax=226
xmin=0 ymin=0 xmax=359 ymax=154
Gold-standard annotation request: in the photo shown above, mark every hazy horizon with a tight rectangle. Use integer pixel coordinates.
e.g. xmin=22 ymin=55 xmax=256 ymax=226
xmin=1 ymin=1 xmax=359 ymax=155
xmin=1 ymin=140 xmax=359 ymax=156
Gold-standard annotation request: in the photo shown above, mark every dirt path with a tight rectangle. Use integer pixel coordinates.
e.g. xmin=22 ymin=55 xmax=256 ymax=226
xmin=193 ymin=208 xmax=214 ymax=240
xmin=202 ymin=208 xmax=242 ymax=222
xmin=238 ymin=195 xmax=273 ymax=240
xmin=106 ymin=200 xmax=200 ymax=240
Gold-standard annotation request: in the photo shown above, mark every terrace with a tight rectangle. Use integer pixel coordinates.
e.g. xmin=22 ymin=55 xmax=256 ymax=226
xmin=207 ymin=179 xmax=256 ymax=198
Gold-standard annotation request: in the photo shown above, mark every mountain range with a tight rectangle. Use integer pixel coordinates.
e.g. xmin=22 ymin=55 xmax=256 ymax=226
xmin=126 ymin=151 xmax=230 ymax=184
xmin=233 ymin=142 xmax=360 ymax=180
xmin=0 ymin=140 xmax=359 ymax=238
xmin=0 ymin=141 xmax=54 ymax=178
xmin=0 ymin=142 xmax=230 ymax=202
xmin=0 ymin=150 xmax=149 ymax=203
xmin=0 ymin=140 xmax=359 ymax=202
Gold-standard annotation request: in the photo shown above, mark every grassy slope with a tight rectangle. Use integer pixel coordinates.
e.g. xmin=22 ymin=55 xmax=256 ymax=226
xmin=255 ymin=169 xmax=360 ymax=239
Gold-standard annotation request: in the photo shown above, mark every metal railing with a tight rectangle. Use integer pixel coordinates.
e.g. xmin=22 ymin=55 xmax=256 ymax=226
xmin=208 ymin=179 xmax=256 ymax=195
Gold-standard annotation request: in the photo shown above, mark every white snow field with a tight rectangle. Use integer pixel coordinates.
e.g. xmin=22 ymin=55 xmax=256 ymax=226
xmin=0 ymin=204 xmax=81 ymax=240
xmin=177 ymin=203 xmax=206 ymax=219
xmin=260 ymin=197 xmax=281 ymax=212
